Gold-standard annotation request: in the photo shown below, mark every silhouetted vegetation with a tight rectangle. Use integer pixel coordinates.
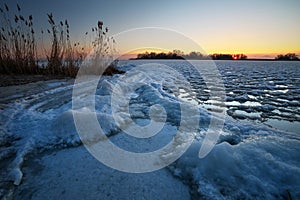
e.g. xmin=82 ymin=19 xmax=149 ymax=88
xmin=0 ymin=3 xmax=121 ymax=78
xmin=275 ymin=53 xmax=299 ymax=61
xmin=0 ymin=3 xmax=38 ymax=74
xmin=210 ymin=53 xmax=247 ymax=60
xmin=186 ymin=51 xmax=208 ymax=60
xmin=42 ymin=13 xmax=81 ymax=77
xmin=136 ymin=50 xmax=184 ymax=60
xmin=79 ymin=21 xmax=123 ymax=76
xmin=135 ymin=51 xmax=248 ymax=60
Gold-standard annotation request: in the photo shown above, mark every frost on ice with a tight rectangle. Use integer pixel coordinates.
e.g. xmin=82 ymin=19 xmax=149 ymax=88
xmin=1 ymin=60 xmax=300 ymax=199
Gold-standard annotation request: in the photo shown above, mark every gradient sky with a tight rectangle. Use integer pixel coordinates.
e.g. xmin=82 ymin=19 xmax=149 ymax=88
xmin=3 ymin=0 xmax=300 ymax=58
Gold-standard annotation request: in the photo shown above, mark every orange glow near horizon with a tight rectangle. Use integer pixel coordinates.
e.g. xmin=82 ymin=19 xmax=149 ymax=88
xmin=117 ymin=48 xmax=300 ymax=60
xmin=36 ymin=46 xmax=300 ymax=60
xmin=200 ymin=42 xmax=300 ymax=59
xmin=48 ymin=42 xmax=298 ymax=60
xmin=4 ymin=0 xmax=300 ymax=61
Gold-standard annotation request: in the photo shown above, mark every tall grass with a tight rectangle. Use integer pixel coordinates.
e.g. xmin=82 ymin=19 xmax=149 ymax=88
xmin=0 ymin=3 xmax=38 ymax=74
xmin=0 ymin=3 xmax=120 ymax=78
xmin=42 ymin=13 xmax=83 ymax=77
xmin=80 ymin=20 xmax=121 ymax=75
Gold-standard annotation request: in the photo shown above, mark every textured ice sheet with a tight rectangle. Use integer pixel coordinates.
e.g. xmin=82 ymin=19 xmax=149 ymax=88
xmin=1 ymin=60 xmax=300 ymax=199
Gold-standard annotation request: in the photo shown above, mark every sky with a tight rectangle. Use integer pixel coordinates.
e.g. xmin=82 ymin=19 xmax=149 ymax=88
xmin=2 ymin=0 xmax=300 ymax=58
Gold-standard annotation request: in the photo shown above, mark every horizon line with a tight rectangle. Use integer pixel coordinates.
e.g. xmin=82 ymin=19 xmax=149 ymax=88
xmin=118 ymin=52 xmax=300 ymax=60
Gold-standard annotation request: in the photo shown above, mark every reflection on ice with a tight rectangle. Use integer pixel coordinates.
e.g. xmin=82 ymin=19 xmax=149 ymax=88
xmin=177 ymin=88 xmax=199 ymax=105
xmin=265 ymin=119 xmax=300 ymax=134
xmin=243 ymin=101 xmax=262 ymax=107
xmin=232 ymin=110 xmax=262 ymax=120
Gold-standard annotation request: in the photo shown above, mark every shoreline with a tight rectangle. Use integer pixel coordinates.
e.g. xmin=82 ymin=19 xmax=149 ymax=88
xmin=0 ymin=75 xmax=71 ymax=87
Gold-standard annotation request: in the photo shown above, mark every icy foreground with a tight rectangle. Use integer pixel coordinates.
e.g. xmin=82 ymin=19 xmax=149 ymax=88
xmin=0 ymin=60 xmax=300 ymax=199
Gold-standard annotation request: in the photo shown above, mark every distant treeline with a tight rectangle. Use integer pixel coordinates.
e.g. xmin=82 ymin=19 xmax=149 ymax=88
xmin=134 ymin=50 xmax=300 ymax=61
xmin=135 ymin=51 xmax=247 ymax=60
xmin=275 ymin=53 xmax=299 ymax=61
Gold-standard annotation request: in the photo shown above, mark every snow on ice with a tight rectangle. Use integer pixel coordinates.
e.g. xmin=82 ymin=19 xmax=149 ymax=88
xmin=0 ymin=60 xmax=300 ymax=199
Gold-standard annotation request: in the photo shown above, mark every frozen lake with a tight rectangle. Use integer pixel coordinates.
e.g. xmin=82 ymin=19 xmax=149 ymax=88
xmin=1 ymin=60 xmax=299 ymax=199
xmin=119 ymin=60 xmax=300 ymax=134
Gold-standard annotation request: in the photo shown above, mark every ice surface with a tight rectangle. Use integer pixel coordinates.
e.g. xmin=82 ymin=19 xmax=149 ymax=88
xmin=14 ymin=146 xmax=191 ymax=200
xmin=1 ymin=60 xmax=300 ymax=199
xmin=169 ymin=135 xmax=300 ymax=199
